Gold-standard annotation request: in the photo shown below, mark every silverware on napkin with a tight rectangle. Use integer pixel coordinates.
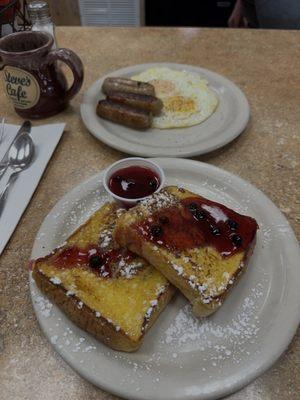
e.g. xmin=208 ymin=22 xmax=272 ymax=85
xmin=0 ymin=120 xmax=31 ymax=179
xmin=0 ymin=132 xmax=35 ymax=218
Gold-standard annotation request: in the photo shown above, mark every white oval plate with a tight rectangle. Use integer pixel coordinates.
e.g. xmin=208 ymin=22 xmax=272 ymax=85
xmin=30 ymin=159 xmax=300 ymax=400
xmin=80 ymin=63 xmax=250 ymax=157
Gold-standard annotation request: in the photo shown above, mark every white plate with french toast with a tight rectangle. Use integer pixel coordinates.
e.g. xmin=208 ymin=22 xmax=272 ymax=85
xmin=30 ymin=158 xmax=300 ymax=400
xmin=80 ymin=63 xmax=250 ymax=157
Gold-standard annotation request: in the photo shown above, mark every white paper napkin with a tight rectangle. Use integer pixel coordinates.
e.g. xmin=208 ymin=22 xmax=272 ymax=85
xmin=0 ymin=123 xmax=65 ymax=255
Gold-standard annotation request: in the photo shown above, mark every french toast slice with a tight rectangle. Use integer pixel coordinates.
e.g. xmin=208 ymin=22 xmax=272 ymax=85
xmin=32 ymin=202 xmax=174 ymax=352
xmin=114 ymin=186 xmax=258 ymax=317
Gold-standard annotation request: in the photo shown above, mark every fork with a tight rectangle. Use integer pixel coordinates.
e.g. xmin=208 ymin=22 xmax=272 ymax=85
xmin=0 ymin=118 xmax=5 ymax=145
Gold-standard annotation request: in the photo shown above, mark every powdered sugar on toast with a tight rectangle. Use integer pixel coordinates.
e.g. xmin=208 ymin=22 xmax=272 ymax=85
xmin=138 ymin=189 xmax=178 ymax=215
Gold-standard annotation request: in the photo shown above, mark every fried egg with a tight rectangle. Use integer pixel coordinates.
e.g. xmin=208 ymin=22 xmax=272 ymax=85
xmin=131 ymin=67 xmax=218 ymax=129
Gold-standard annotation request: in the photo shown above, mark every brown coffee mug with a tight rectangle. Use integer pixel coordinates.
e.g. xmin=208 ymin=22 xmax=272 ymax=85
xmin=0 ymin=31 xmax=84 ymax=119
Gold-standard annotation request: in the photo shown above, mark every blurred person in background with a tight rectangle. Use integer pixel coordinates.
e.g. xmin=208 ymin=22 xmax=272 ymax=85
xmin=228 ymin=0 xmax=300 ymax=28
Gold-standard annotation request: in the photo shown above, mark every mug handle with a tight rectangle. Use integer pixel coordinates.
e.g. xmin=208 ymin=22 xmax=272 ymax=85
xmin=46 ymin=48 xmax=84 ymax=101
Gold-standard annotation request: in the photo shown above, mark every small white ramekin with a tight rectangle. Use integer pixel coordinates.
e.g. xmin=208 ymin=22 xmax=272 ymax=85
xmin=103 ymin=157 xmax=165 ymax=207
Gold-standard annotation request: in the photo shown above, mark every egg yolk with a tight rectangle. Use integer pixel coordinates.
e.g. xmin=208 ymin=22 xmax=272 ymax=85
xmin=163 ymin=96 xmax=197 ymax=114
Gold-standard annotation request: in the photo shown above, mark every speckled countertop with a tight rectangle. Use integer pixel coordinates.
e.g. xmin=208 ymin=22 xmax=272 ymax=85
xmin=0 ymin=27 xmax=299 ymax=400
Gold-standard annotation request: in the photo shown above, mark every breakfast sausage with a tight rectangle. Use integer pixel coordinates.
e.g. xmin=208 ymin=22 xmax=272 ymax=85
xmin=96 ymin=100 xmax=152 ymax=130
xmin=106 ymin=91 xmax=163 ymax=116
xmin=102 ymin=77 xmax=155 ymax=96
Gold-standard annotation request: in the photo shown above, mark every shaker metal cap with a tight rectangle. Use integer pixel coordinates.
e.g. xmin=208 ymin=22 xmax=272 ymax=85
xmin=28 ymin=1 xmax=51 ymax=22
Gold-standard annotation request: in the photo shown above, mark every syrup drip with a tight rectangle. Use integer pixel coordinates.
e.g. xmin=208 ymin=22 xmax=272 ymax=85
xmin=51 ymin=244 xmax=134 ymax=277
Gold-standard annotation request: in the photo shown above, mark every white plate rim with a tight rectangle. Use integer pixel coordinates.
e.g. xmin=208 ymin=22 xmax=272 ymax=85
xmin=80 ymin=63 xmax=250 ymax=157
xmin=29 ymin=158 xmax=300 ymax=400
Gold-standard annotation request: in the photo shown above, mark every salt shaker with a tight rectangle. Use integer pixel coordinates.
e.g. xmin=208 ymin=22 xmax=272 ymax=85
xmin=28 ymin=1 xmax=57 ymax=48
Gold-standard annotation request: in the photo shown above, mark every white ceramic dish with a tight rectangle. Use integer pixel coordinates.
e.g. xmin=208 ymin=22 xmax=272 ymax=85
xmin=30 ymin=158 xmax=300 ymax=400
xmin=80 ymin=63 xmax=250 ymax=157
xmin=103 ymin=157 xmax=165 ymax=207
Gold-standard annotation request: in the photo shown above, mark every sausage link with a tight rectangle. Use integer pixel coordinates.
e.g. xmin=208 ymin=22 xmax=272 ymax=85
xmin=102 ymin=77 xmax=155 ymax=96
xmin=96 ymin=99 xmax=152 ymax=130
xmin=106 ymin=91 xmax=163 ymax=116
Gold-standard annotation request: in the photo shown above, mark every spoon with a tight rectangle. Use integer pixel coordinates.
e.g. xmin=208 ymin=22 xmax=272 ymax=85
xmin=0 ymin=133 xmax=35 ymax=217
xmin=0 ymin=121 xmax=32 ymax=178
